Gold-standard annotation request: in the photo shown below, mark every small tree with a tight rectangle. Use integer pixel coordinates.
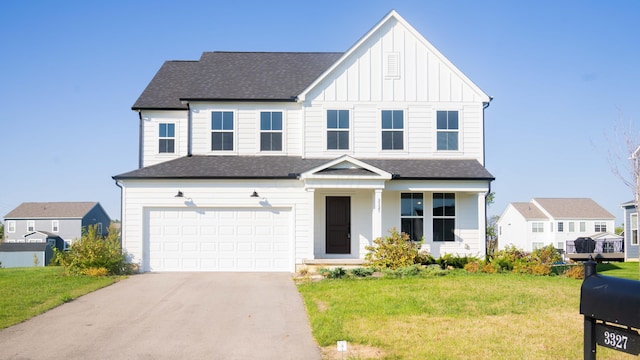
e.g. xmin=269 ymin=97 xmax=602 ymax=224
xmin=365 ymin=228 xmax=421 ymax=270
xmin=53 ymin=223 xmax=132 ymax=276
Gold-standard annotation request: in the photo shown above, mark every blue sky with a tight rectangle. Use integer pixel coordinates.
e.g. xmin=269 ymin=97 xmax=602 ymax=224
xmin=1 ymin=1 xmax=639 ymax=224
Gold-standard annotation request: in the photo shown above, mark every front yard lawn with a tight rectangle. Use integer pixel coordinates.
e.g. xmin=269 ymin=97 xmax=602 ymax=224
xmin=0 ymin=266 xmax=119 ymax=329
xmin=298 ymin=268 xmax=638 ymax=359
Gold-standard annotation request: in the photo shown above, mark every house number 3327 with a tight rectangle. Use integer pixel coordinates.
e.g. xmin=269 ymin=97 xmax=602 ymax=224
xmin=603 ymin=331 xmax=628 ymax=350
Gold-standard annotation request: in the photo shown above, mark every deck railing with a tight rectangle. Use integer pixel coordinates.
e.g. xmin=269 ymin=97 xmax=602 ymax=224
xmin=565 ymin=239 xmax=624 ymax=254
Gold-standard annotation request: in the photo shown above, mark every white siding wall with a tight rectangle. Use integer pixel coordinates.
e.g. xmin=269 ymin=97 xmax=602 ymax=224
xmin=140 ymin=110 xmax=188 ymax=167
xmin=189 ymin=102 xmax=302 ymax=156
xmin=301 ymin=18 xmax=486 ymax=162
xmin=497 ymin=205 xmax=529 ymax=251
xmin=119 ymin=179 xmax=312 ymax=269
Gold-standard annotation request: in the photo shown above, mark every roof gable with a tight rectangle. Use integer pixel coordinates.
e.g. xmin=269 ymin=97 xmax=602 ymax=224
xmin=297 ymin=10 xmax=490 ymax=103
xmin=511 ymin=202 xmax=548 ymax=220
xmin=4 ymin=202 xmax=99 ymax=219
xmin=300 ymin=155 xmax=392 ymax=180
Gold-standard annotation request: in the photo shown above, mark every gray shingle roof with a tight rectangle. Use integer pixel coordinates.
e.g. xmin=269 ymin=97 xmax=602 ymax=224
xmin=113 ymin=155 xmax=494 ymax=180
xmin=0 ymin=243 xmax=49 ymax=252
xmin=533 ymin=198 xmax=615 ymax=219
xmin=511 ymin=202 xmax=548 ymax=220
xmin=4 ymin=202 xmax=99 ymax=219
xmin=132 ymin=52 xmax=344 ymax=109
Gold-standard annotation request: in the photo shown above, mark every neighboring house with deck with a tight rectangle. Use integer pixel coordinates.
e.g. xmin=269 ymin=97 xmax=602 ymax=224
xmin=113 ymin=10 xmax=495 ymax=273
xmin=497 ymin=198 xmax=621 ymax=260
xmin=1 ymin=202 xmax=111 ymax=267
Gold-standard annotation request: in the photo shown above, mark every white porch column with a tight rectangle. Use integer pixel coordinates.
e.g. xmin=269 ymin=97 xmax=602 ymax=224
xmin=307 ymin=188 xmax=316 ymax=260
xmin=372 ymin=189 xmax=383 ymax=240
xmin=477 ymin=191 xmax=487 ymax=259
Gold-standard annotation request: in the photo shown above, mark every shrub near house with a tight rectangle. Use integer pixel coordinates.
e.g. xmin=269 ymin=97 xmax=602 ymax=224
xmin=53 ymin=224 xmax=132 ymax=276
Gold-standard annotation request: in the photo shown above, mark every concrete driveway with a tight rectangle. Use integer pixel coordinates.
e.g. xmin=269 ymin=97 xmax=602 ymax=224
xmin=0 ymin=273 xmax=321 ymax=360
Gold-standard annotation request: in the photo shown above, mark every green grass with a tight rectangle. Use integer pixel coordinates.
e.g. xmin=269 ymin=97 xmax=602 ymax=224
xmin=298 ymin=268 xmax=639 ymax=359
xmin=0 ymin=266 xmax=120 ymax=329
xmin=597 ymin=261 xmax=639 ymax=280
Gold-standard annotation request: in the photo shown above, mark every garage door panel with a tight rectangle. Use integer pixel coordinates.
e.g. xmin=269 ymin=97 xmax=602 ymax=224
xmin=146 ymin=208 xmax=291 ymax=272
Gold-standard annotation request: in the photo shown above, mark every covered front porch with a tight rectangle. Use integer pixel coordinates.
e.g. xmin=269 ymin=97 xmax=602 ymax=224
xmin=297 ymin=156 xmax=490 ymax=267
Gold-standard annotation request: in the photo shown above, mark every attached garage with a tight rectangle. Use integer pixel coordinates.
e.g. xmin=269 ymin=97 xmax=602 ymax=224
xmin=144 ymin=207 xmax=292 ymax=272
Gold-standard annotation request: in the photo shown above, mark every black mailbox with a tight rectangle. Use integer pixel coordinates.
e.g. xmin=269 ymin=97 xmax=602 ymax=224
xmin=580 ymin=259 xmax=640 ymax=359
xmin=580 ymin=274 xmax=640 ymax=326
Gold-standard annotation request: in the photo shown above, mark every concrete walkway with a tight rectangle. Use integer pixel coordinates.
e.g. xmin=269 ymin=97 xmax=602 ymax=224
xmin=0 ymin=273 xmax=321 ymax=360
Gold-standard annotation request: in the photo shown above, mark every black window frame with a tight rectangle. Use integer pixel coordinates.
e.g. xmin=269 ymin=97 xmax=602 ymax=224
xmin=433 ymin=193 xmax=455 ymax=242
xmin=436 ymin=110 xmax=459 ymax=151
xmin=211 ymin=111 xmax=234 ymax=151
xmin=401 ymin=193 xmax=423 ymax=241
xmin=381 ymin=110 xmax=404 ymax=150
xmin=327 ymin=109 xmax=349 ymax=150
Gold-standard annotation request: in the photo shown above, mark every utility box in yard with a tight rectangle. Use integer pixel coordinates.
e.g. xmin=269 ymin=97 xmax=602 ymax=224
xmin=580 ymin=259 xmax=640 ymax=359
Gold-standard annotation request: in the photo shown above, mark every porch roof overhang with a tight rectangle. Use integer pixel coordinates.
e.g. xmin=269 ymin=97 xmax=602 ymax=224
xmin=113 ymin=155 xmax=495 ymax=187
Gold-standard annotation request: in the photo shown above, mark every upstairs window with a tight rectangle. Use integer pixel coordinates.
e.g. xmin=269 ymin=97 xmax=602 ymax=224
xmin=433 ymin=193 xmax=455 ymax=241
xmin=580 ymin=222 xmax=586 ymax=232
xmin=557 ymin=222 xmax=564 ymax=232
xmin=436 ymin=111 xmax=459 ymax=151
xmin=569 ymin=222 xmax=575 ymax=232
xmin=158 ymin=123 xmax=175 ymax=153
xmin=260 ymin=111 xmax=282 ymax=151
xmin=381 ymin=110 xmax=403 ymax=150
xmin=327 ymin=110 xmax=349 ymax=150
xmin=594 ymin=222 xmax=607 ymax=232
xmin=27 ymin=220 xmax=35 ymax=232
xmin=401 ymin=193 xmax=423 ymax=241
xmin=52 ymin=220 xmax=59 ymax=233
xmin=211 ymin=111 xmax=234 ymax=151
xmin=532 ymin=222 xmax=544 ymax=233
xmin=7 ymin=220 xmax=15 ymax=233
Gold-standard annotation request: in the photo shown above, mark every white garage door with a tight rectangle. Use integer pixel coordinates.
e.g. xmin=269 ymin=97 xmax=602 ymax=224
xmin=145 ymin=208 xmax=291 ymax=272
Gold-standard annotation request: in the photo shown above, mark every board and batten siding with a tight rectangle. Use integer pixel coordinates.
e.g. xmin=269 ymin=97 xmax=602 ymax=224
xmin=300 ymin=17 xmax=486 ymax=161
xmin=119 ymin=179 xmax=313 ymax=269
xmin=140 ymin=110 xmax=188 ymax=167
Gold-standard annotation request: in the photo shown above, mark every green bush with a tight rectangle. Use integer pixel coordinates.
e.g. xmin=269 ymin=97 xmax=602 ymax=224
xmin=531 ymin=244 xmax=562 ymax=265
xmin=319 ymin=267 xmax=346 ymax=279
xmin=349 ymin=267 xmax=374 ymax=277
xmin=437 ymin=254 xmax=478 ymax=269
xmin=365 ymin=228 xmax=421 ymax=270
xmin=489 ymin=245 xmax=529 ymax=272
xmin=53 ymin=224 xmax=133 ymax=276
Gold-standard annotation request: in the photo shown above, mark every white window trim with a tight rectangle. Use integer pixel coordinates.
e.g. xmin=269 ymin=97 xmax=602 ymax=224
xmin=158 ymin=122 xmax=177 ymax=155
xmin=432 ymin=192 xmax=456 ymax=242
xmin=435 ymin=109 xmax=463 ymax=153
xmin=379 ymin=109 xmax=408 ymax=153
xmin=258 ymin=110 xmax=286 ymax=154
xmin=52 ymin=220 xmax=59 ymax=233
xmin=27 ymin=220 xmax=35 ymax=232
xmin=532 ymin=222 xmax=544 ymax=233
xmin=325 ymin=108 xmax=353 ymax=152
xmin=7 ymin=220 xmax=16 ymax=233
xmin=210 ymin=110 xmax=237 ymax=154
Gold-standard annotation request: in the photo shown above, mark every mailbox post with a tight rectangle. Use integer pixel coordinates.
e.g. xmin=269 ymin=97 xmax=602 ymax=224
xmin=580 ymin=257 xmax=640 ymax=359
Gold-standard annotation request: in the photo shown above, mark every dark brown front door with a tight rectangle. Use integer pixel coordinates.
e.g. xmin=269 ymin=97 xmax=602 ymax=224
xmin=326 ymin=196 xmax=351 ymax=254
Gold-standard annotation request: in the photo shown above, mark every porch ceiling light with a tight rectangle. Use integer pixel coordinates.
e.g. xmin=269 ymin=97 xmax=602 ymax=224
xmin=250 ymin=190 xmax=260 ymax=198
xmin=175 ymin=191 xmax=184 ymax=198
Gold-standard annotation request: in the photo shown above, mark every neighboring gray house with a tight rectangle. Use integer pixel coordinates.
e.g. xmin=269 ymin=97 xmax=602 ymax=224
xmin=2 ymin=202 xmax=111 ymax=267
xmin=621 ymin=200 xmax=639 ymax=261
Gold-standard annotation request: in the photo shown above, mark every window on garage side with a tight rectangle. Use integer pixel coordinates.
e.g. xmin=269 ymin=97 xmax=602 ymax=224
xmin=594 ymin=222 xmax=607 ymax=232
xmin=433 ymin=193 xmax=455 ymax=242
xmin=401 ymin=193 xmax=423 ymax=241
xmin=327 ymin=110 xmax=349 ymax=150
xmin=381 ymin=110 xmax=403 ymax=150
xmin=260 ymin=111 xmax=282 ymax=151
xmin=52 ymin=220 xmax=59 ymax=233
xmin=159 ymin=123 xmax=175 ymax=153
xmin=211 ymin=111 xmax=234 ymax=151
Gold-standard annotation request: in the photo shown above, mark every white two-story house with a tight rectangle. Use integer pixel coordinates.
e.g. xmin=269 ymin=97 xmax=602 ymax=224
xmin=497 ymin=198 xmax=617 ymax=254
xmin=113 ymin=10 xmax=494 ymax=272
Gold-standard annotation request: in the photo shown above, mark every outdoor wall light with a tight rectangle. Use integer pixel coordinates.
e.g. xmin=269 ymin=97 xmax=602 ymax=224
xmin=250 ymin=190 xmax=260 ymax=198
xmin=175 ymin=191 xmax=184 ymax=198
